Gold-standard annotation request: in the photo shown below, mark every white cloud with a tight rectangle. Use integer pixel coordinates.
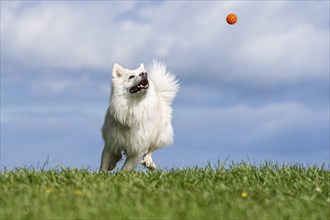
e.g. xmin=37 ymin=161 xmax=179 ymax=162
xmin=28 ymin=74 xmax=108 ymax=95
xmin=234 ymin=24 xmax=328 ymax=86
xmin=1 ymin=1 xmax=328 ymax=110
xmin=2 ymin=1 xmax=328 ymax=122
xmin=2 ymin=1 xmax=328 ymax=87
xmin=1 ymin=1 xmax=137 ymax=70
xmin=175 ymin=102 xmax=328 ymax=147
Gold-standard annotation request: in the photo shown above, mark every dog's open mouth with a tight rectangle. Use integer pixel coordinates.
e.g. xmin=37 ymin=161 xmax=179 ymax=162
xmin=130 ymin=79 xmax=149 ymax=93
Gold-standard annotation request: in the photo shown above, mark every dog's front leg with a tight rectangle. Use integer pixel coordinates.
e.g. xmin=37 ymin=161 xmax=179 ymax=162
xmin=100 ymin=146 xmax=111 ymax=172
xmin=100 ymin=146 xmax=121 ymax=172
xmin=121 ymin=155 xmax=140 ymax=171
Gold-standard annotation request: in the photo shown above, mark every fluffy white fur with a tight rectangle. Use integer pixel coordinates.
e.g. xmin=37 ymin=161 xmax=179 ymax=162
xmin=100 ymin=60 xmax=179 ymax=172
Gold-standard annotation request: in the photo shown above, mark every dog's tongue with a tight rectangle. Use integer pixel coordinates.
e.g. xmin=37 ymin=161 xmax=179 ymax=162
xmin=130 ymin=86 xmax=140 ymax=93
xmin=130 ymin=79 xmax=149 ymax=94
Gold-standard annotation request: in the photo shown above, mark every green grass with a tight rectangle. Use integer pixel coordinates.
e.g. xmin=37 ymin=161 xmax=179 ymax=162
xmin=1 ymin=162 xmax=329 ymax=219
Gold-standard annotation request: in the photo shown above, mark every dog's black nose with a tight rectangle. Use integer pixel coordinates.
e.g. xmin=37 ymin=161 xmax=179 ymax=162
xmin=139 ymin=72 xmax=147 ymax=77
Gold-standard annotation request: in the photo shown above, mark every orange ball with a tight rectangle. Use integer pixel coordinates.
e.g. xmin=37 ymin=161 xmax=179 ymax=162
xmin=226 ymin=13 xmax=238 ymax=25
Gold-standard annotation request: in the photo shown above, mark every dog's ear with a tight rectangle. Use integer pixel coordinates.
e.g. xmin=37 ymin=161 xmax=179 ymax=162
xmin=139 ymin=63 xmax=145 ymax=71
xmin=112 ymin=63 xmax=124 ymax=78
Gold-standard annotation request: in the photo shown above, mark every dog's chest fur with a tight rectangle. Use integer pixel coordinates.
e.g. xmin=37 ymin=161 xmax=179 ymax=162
xmin=103 ymin=89 xmax=160 ymax=156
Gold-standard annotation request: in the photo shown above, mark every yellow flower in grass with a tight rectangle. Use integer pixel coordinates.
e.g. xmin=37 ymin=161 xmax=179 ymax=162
xmin=315 ymin=187 xmax=322 ymax=193
xmin=46 ymin=188 xmax=53 ymax=193
xmin=241 ymin=192 xmax=248 ymax=198
xmin=74 ymin=190 xmax=82 ymax=196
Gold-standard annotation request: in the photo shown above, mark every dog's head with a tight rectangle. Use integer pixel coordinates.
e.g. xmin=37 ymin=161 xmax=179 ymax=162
xmin=111 ymin=63 xmax=149 ymax=96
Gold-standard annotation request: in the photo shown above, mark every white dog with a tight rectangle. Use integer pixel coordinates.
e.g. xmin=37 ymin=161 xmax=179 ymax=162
xmin=100 ymin=61 xmax=179 ymax=172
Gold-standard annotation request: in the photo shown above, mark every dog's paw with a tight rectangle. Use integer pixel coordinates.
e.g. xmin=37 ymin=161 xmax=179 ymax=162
xmin=140 ymin=159 xmax=156 ymax=170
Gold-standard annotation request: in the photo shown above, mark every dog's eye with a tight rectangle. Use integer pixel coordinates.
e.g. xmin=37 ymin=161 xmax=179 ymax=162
xmin=128 ymin=75 xmax=135 ymax=80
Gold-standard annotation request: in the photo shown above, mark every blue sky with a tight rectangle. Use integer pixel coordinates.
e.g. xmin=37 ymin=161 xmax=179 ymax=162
xmin=1 ymin=1 xmax=329 ymax=170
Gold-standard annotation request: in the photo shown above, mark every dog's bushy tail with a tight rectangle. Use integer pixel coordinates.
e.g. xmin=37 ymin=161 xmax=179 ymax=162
xmin=148 ymin=60 xmax=179 ymax=104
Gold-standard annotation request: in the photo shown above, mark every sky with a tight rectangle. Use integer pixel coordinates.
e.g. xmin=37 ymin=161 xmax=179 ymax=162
xmin=1 ymin=1 xmax=329 ymax=170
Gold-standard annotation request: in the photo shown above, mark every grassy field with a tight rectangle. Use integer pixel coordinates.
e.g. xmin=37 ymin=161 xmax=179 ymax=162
xmin=0 ymin=162 xmax=329 ymax=220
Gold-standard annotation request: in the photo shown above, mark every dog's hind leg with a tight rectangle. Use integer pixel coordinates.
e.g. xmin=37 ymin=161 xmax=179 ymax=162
xmin=141 ymin=151 xmax=156 ymax=170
